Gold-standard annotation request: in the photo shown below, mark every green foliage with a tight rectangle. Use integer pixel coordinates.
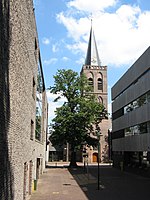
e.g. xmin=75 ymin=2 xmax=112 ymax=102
xmin=49 ymin=69 xmax=105 ymax=152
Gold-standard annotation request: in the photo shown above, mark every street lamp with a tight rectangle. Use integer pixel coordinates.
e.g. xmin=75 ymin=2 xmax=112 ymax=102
xmin=96 ymin=122 xmax=103 ymax=190
xmin=96 ymin=130 xmax=100 ymax=190
xmin=95 ymin=107 xmax=107 ymax=190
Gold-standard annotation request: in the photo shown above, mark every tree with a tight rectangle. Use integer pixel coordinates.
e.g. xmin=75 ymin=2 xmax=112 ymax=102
xmin=49 ymin=69 xmax=105 ymax=167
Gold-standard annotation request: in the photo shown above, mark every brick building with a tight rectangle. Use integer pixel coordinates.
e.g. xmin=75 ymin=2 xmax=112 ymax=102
xmin=0 ymin=1 xmax=48 ymax=200
xmin=80 ymin=24 xmax=111 ymax=163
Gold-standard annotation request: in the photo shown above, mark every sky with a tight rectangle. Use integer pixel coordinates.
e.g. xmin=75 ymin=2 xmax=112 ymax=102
xmin=33 ymin=0 xmax=150 ymax=123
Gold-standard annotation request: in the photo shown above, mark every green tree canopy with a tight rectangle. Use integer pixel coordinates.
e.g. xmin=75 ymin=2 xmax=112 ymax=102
xmin=49 ymin=69 xmax=105 ymax=167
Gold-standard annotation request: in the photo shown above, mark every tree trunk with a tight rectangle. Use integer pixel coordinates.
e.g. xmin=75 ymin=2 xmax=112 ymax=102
xmin=69 ymin=150 xmax=77 ymax=167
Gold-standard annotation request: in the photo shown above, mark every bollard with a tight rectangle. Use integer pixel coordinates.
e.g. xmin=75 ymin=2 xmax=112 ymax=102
xmin=34 ymin=180 xmax=37 ymax=190
xmin=120 ymin=161 xmax=123 ymax=172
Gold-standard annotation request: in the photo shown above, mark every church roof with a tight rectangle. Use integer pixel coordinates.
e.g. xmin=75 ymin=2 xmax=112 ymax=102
xmin=85 ymin=24 xmax=101 ymax=66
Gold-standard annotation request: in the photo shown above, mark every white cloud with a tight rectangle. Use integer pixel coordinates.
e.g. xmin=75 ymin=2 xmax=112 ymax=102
xmin=66 ymin=41 xmax=87 ymax=54
xmin=57 ymin=1 xmax=150 ymax=67
xmin=62 ymin=56 xmax=69 ymax=61
xmin=52 ymin=43 xmax=59 ymax=52
xmin=57 ymin=13 xmax=83 ymax=41
xmin=44 ymin=58 xmax=58 ymax=65
xmin=76 ymin=57 xmax=85 ymax=65
xmin=42 ymin=37 xmax=51 ymax=45
xmin=67 ymin=0 xmax=117 ymax=12
xmin=46 ymin=91 xmax=66 ymax=123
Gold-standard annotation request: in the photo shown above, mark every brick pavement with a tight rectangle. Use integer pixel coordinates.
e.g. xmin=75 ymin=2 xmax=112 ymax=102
xmin=30 ymin=165 xmax=88 ymax=200
xmin=30 ymin=162 xmax=150 ymax=200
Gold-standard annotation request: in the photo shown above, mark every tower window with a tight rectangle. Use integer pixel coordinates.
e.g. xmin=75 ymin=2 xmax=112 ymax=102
xmin=98 ymin=78 xmax=103 ymax=90
xmin=88 ymin=78 xmax=93 ymax=87
xmin=98 ymin=96 xmax=103 ymax=104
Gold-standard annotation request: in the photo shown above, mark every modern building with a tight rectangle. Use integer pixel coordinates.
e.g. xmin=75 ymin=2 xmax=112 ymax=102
xmin=0 ymin=1 xmax=48 ymax=200
xmin=111 ymin=47 xmax=150 ymax=172
xmin=80 ymin=24 xmax=111 ymax=163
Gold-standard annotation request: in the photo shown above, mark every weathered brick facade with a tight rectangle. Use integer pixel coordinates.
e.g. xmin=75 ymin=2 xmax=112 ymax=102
xmin=0 ymin=1 xmax=48 ymax=200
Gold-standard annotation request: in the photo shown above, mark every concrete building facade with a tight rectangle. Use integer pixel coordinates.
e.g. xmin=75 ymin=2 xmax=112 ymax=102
xmin=111 ymin=47 xmax=150 ymax=171
xmin=81 ymin=24 xmax=111 ymax=163
xmin=0 ymin=1 xmax=48 ymax=200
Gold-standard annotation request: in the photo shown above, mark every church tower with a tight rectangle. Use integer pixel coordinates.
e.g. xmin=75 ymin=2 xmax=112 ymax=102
xmin=81 ymin=23 xmax=110 ymax=163
xmin=81 ymin=24 xmax=108 ymax=109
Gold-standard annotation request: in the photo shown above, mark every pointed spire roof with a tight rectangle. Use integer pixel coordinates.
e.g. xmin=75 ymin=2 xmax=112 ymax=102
xmin=85 ymin=22 xmax=101 ymax=66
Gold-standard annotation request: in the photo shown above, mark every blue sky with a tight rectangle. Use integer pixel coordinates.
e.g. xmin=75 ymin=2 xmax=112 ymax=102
xmin=33 ymin=0 xmax=150 ymax=122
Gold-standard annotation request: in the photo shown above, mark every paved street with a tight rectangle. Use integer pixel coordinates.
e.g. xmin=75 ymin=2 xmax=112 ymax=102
xmin=30 ymin=163 xmax=87 ymax=200
xmin=30 ymin=162 xmax=150 ymax=200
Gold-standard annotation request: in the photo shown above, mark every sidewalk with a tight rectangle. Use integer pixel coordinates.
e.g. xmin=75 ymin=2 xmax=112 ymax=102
xmin=30 ymin=163 xmax=88 ymax=200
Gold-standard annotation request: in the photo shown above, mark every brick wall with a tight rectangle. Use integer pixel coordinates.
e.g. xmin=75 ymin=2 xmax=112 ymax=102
xmin=0 ymin=0 xmax=14 ymax=199
xmin=0 ymin=1 xmax=48 ymax=200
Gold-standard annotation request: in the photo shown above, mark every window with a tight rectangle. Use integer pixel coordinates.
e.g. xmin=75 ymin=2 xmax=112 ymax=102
xmin=124 ymin=105 xmax=128 ymax=114
xmin=124 ymin=104 xmax=133 ymax=114
xmin=34 ymin=38 xmax=38 ymax=62
xmin=125 ymin=122 xmax=148 ymax=137
xmin=125 ymin=127 xmax=132 ymax=137
xmin=31 ymin=120 xmax=34 ymax=140
xmin=29 ymin=161 xmax=33 ymax=195
xmin=32 ymin=77 xmax=36 ymax=99
xmin=35 ymin=62 xmax=43 ymax=141
xmin=126 ymin=103 xmax=133 ymax=112
xmin=35 ymin=38 xmax=37 ymax=50
xmin=133 ymin=100 xmax=139 ymax=109
xmin=88 ymin=78 xmax=93 ymax=87
xmin=138 ymin=94 xmax=147 ymax=106
xmin=139 ymin=122 xmax=147 ymax=134
xmin=123 ymin=91 xmax=150 ymax=115
xmin=98 ymin=96 xmax=103 ymax=104
xmin=113 ymin=108 xmax=124 ymax=120
xmin=147 ymin=91 xmax=150 ymax=103
xmin=98 ymin=78 xmax=102 ymax=90
xmin=132 ymin=125 xmax=140 ymax=135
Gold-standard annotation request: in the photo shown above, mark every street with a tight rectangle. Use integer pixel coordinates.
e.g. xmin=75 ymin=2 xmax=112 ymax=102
xmin=70 ymin=164 xmax=150 ymax=200
xmin=30 ymin=162 xmax=150 ymax=200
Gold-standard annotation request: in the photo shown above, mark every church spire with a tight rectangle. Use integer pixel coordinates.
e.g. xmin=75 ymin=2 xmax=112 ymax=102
xmin=85 ymin=21 xmax=101 ymax=66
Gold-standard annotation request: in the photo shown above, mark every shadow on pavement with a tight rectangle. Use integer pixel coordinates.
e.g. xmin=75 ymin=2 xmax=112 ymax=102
xmin=46 ymin=165 xmax=65 ymax=169
xmin=68 ymin=164 xmax=150 ymax=200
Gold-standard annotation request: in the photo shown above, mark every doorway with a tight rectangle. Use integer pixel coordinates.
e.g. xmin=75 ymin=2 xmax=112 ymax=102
xmin=93 ymin=153 xmax=98 ymax=162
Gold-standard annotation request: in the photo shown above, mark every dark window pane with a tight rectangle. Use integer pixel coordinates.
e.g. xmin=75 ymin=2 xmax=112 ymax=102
xmin=98 ymin=78 xmax=102 ymax=90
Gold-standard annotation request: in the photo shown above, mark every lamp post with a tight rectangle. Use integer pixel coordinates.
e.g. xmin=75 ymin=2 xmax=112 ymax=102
xmin=97 ymin=131 xmax=100 ymax=190
xmin=96 ymin=122 xmax=103 ymax=190
xmin=95 ymin=107 xmax=107 ymax=190
xmin=66 ymin=142 xmax=69 ymax=162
